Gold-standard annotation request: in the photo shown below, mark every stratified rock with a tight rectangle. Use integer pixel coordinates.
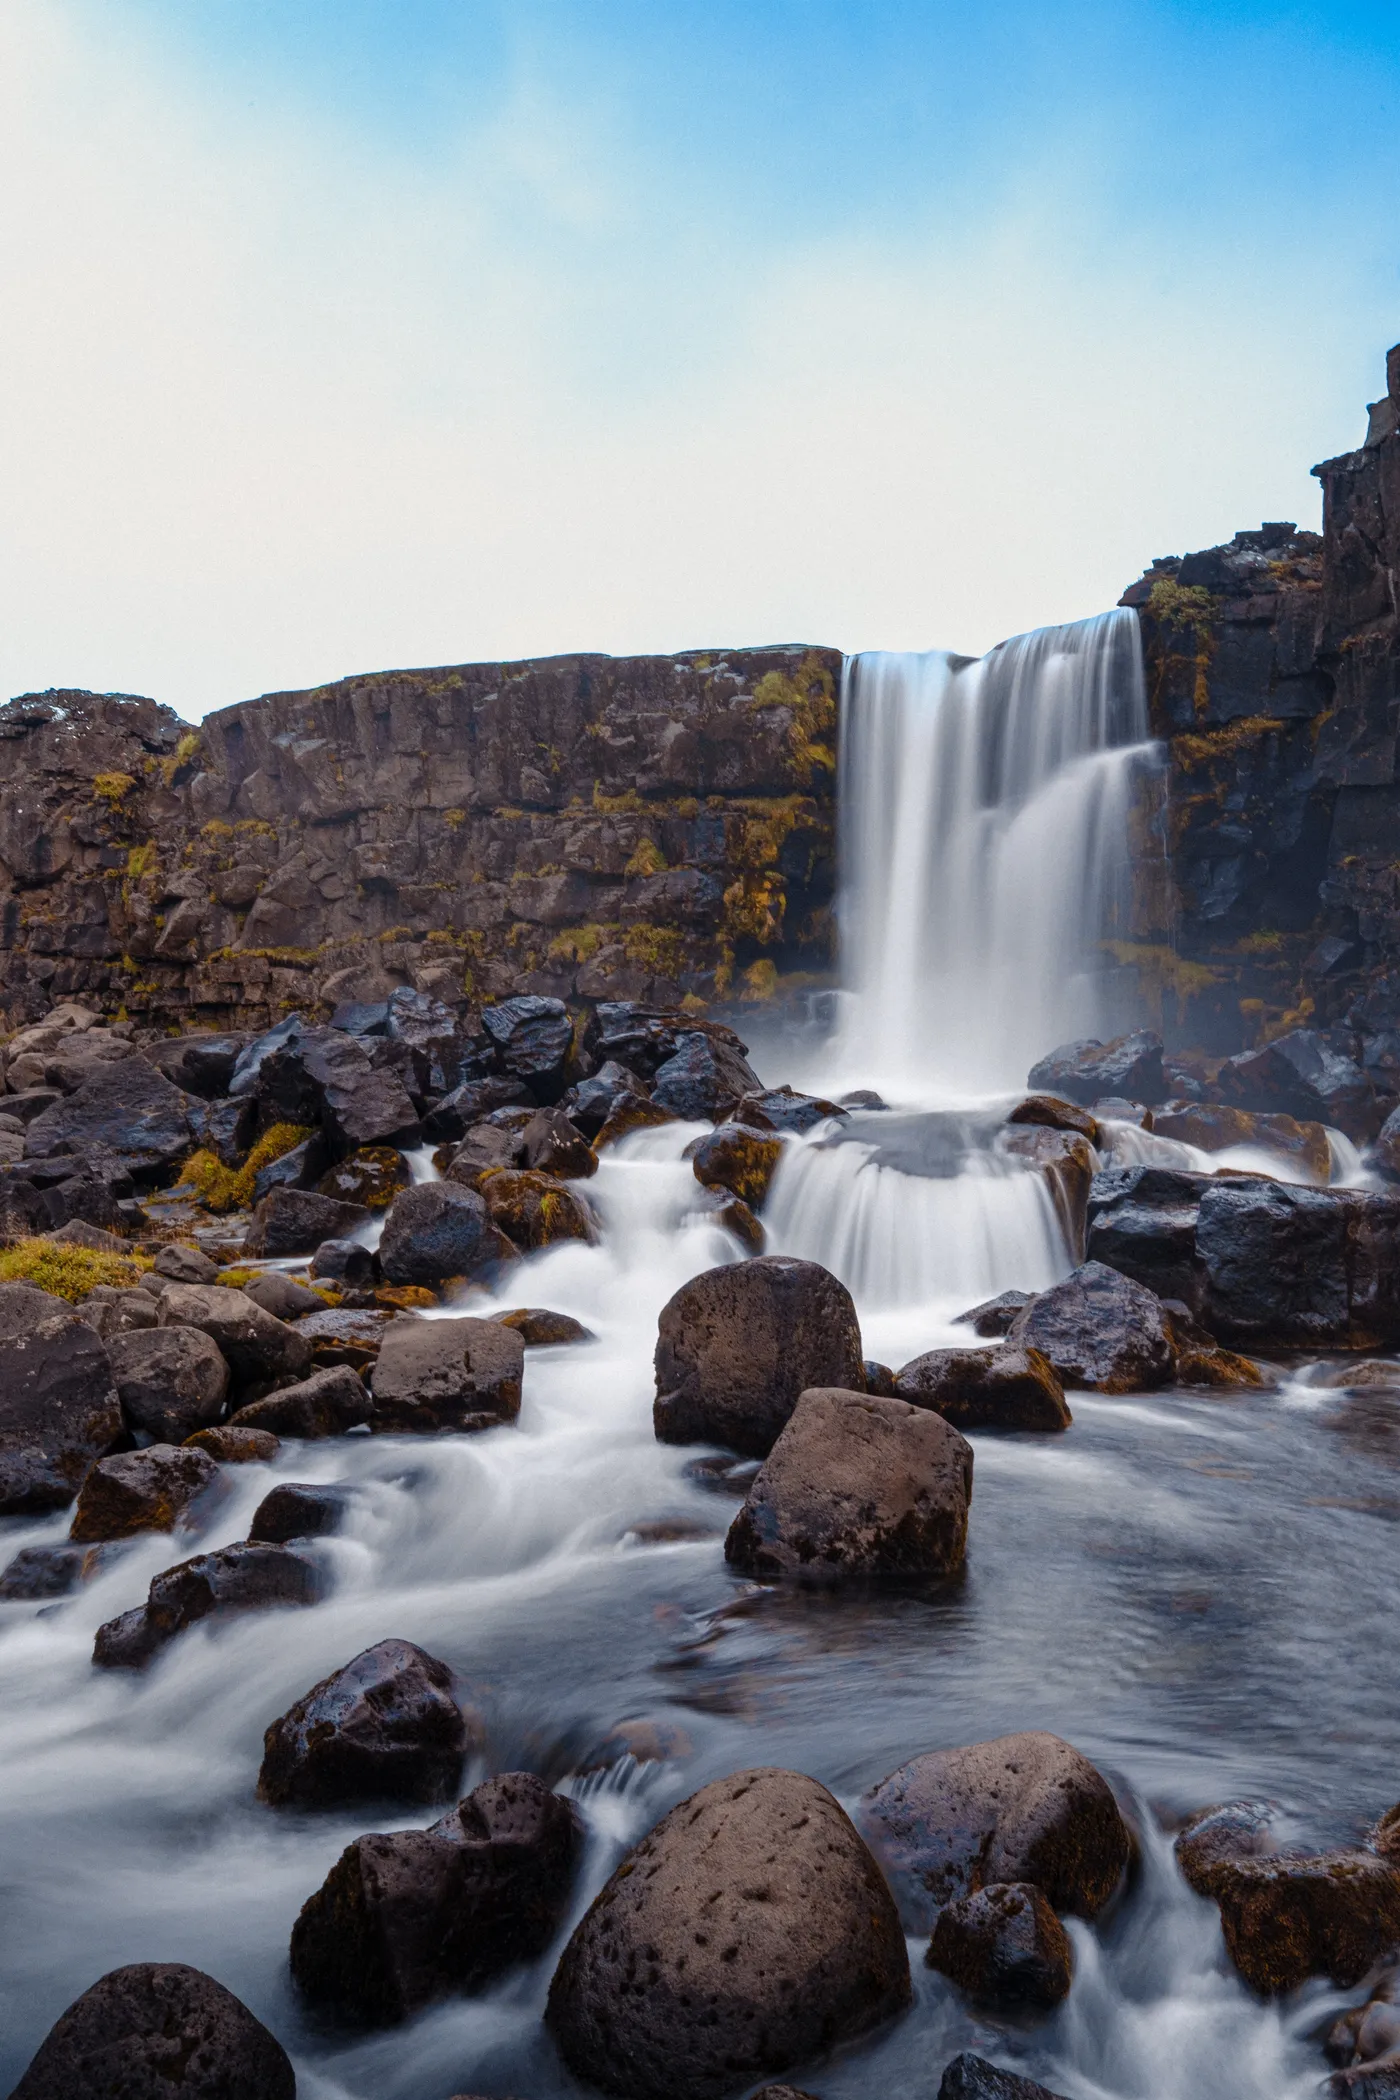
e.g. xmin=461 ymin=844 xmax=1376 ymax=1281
xmin=0 ymin=1314 xmax=122 ymax=1515
xmin=249 ymin=1480 xmax=355 ymax=1542
xmin=521 ymin=1106 xmax=597 ymax=1179
xmin=318 ymin=1144 xmax=411 ymax=1209
xmin=1217 ymin=1029 xmax=1378 ymax=1142
xmin=938 ymin=2057 xmax=1070 ymax=2100
xmin=547 ymin=1765 xmax=910 ymax=2100
xmin=241 ymin=1271 xmax=325 ymax=1320
xmin=1027 ymin=1031 xmax=1166 ymax=1108
xmin=151 ymin=1242 xmax=219 ymax=1285
xmin=654 ymin=1255 xmax=864 ymax=1456
xmin=69 ymin=1443 xmax=218 ymax=1543
xmin=725 ymin=1388 xmax=972 ymax=1584
xmin=291 ymin=1771 xmax=582 ymax=2023
xmin=229 ymin=1364 xmax=372 ymax=1439
xmin=260 ymin=1638 xmax=473 ymax=1809
xmin=926 ymin=1882 xmax=1073 ymax=2008
xmin=0 ymin=1541 xmax=109 ymax=1599
xmin=184 ymin=1424 xmax=279 ymax=1463
xmin=8 ymin=1961 xmax=295 ymax=2100
xmin=482 ymin=996 xmax=575 ymax=1099
xmin=954 ymin=1290 xmax=1033 ymax=1337
xmin=1005 ymin=1095 xmax=1101 ymax=1144
xmin=370 ymin=1316 xmax=523 ymax=1433
xmin=23 ymin=1060 xmax=194 ymax=1184
xmin=244 ymin=1186 xmax=371 ymax=1257
xmin=690 ymin=1123 xmax=783 ymax=1208
xmin=895 ymin=1345 xmax=1070 ymax=1432
xmin=107 ymin=1325 xmax=230 ymax=1442
xmin=255 ymin=1026 xmax=420 ymax=1153
xmin=1009 ymin=1262 xmax=1173 ymax=1392
xmin=861 ymin=1731 xmax=1131 ymax=1930
xmin=733 ymin=1085 xmax=846 ymax=1134
xmin=650 ymin=1031 xmax=761 ymax=1121
xmin=158 ymin=1283 xmax=312 ymax=1383
xmin=1207 ymin=1849 xmax=1400 ymax=1993
xmin=378 ymin=1180 xmax=514 ymax=1288
xmin=492 ymin=1307 xmax=595 ymax=1346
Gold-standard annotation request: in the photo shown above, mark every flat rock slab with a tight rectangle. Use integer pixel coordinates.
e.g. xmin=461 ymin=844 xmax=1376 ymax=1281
xmin=371 ymin=1316 xmax=523 ymax=1433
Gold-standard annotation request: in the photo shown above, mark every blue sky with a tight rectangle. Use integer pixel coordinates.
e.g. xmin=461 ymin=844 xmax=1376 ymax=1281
xmin=2 ymin=0 xmax=1398 ymax=714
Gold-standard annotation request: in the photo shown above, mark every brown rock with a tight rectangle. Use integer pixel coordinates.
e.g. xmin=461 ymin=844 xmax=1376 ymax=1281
xmin=492 ymin=1306 xmax=595 ymax=1346
xmin=725 ymin=1388 xmax=972 ymax=1585
xmin=1009 ymin=1262 xmax=1173 ymax=1392
xmin=8 ymin=1962 xmax=295 ymax=2100
xmin=654 ymin=1254 xmax=865 ymax=1457
xmin=521 ymin=1106 xmax=598 ymax=1179
xmin=546 ymin=1767 xmax=910 ymax=2100
xmin=926 ymin=1881 xmax=1073 ymax=2008
xmin=1152 ymin=1101 xmax=1332 ymax=1182
xmin=69 ymin=1443 xmax=218 ymax=1542
xmin=445 ymin=1122 xmax=525 ymax=1185
xmin=1000 ymin=1126 xmax=1095 ymax=1260
xmin=1209 ymin=1849 xmax=1400 ymax=1993
xmin=107 ymin=1325 xmax=230 ymax=1442
xmin=259 ymin=1638 xmax=474 ymax=1808
xmin=1006 ymin=1095 xmax=1101 ymax=1145
xmin=370 ymin=1315 xmax=524 ymax=1433
xmin=184 ymin=1424 xmax=280 ymax=1462
xmin=594 ymin=1096 xmax=677 ymax=1148
xmin=1174 ymin=1800 xmax=1279 ymax=1894
xmin=953 ymin=1290 xmax=1034 ymax=1338
xmin=478 ymin=1167 xmax=596 ymax=1250
xmin=895 ymin=1345 xmax=1070 ymax=1432
xmin=158 ymin=1282 xmax=312 ymax=1383
xmin=229 ymin=1364 xmax=372 ymax=1438
xmin=861 ymin=1730 xmax=1131 ymax=1930
xmin=690 ymin=1122 xmax=784 ymax=1208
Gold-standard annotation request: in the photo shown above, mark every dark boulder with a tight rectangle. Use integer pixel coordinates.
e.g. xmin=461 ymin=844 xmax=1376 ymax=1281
xmin=444 ymin=1122 xmax=526 ymax=1184
xmin=229 ymin=1364 xmax=372 ymax=1439
xmin=255 ymin=1026 xmax=420 ymax=1154
xmin=241 ymin=1272 xmax=325 ymax=1320
xmin=8 ymin=1961 xmax=294 ymax=2100
xmin=1195 ymin=1180 xmax=1400 ymax=1348
xmin=0 ymin=1541 xmax=109 ymax=1599
xmin=482 ymin=995 xmax=575 ymax=1100
xmin=654 ymin=1255 xmax=865 ymax=1457
xmin=953 ymin=1290 xmax=1033 ymax=1337
xmin=690 ymin=1122 xmax=783 ymax=1208
xmin=1027 ymin=1031 xmax=1166 ymax=1107
xmin=184 ymin=1424 xmax=279 ymax=1462
xmin=152 ymin=1242 xmax=220 ymax=1285
xmin=520 ymin=1107 xmax=597 ymax=1179
xmin=478 ymin=1167 xmax=595 ymax=1250
xmin=895 ymin=1345 xmax=1070 ymax=1432
xmin=121 ymin=1541 xmax=322 ymax=1656
xmin=370 ymin=1315 xmax=524 ymax=1434
xmin=938 ymin=2057 xmax=1070 ymax=2100
xmin=317 ymin=1145 xmax=411 ymax=1210
xmin=582 ymin=1001 xmax=692 ymax=1081
xmin=1207 ymin=1848 xmax=1400 ymax=1993
xmin=228 ymin=1013 xmax=305 ymax=1096
xmin=92 ymin=1605 xmax=166 ymax=1670
xmin=244 ymin=1186 xmax=371 ymax=1257
xmin=492 ymin=1306 xmax=595 ymax=1346
xmin=1087 ymin=1196 xmax=1205 ymax=1310
xmin=291 ymin=1771 xmax=582 ymax=2024
xmin=725 ymin=1388 xmax=972 ymax=1584
xmin=250 ymin=1133 xmax=330 ymax=1206
xmin=309 ymin=1237 xmax=380 ymax=1287
xmin=107 ymin=1325 xmax=230 ymax=1442
xmin=650 ymin=1031 xmax=761 ymax=1121
xmin=559 ymin=1060 xmax=649 ymax=1139
xmin=144 ymin=1031 xmax=250 ymax=1099
xmin=999 ymin=1125 xmax=1095 ymax=1260
xmin=0 ymin=1314 xmax=122 ymax=1515
xmin=69 ymin=1443 xmax=218 ymax=1543
xmin=594 ymin=1096 xmax=677 ymax=1148
xmin=259 ymin=1637 xmax=473 ymax=1808
xmin=1152 ymin=1100 xmax=1332 ymax=1180
xmin=158 ymin=1283 xmax=312 ymax=1384
xmin=861 ymin=1730 xmax=1131 ymax=1930
xmin=422 ymin=1074 xmax=534 ymax=1143
xmin=1009 ymin=1262 xmax=1173 ymax=1392
xmin=23 ymin=1060 xmax=194 ymax=1185
xmin=0 ymin=1278 xmax=70 ymax=1336
xmin=863 ymin=1358 xmax=899 ymax=1396
xmin=926 ymin=1882 xmax=1073 ymax=2009
xmin=547 ymin=1765 xmax=909 ymax=2100
xmin=249 ymin=1480 xmax=355 ymax=1543
xmin=1217 ymin=1028 xmax=1378 ymax=1142
xmin=734 ymin=1085 xmax=847 ymax=1134
xmin=1006 ymin=1094 xmax=1101 ymax=1144
xmin=1326 ymin=1958 xmax=1400 ymax=2080
xmin=378 ymin=1180 xmax=514 ymax=1288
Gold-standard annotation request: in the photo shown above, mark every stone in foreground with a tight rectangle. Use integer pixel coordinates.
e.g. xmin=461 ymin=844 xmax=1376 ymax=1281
xmin=861 ymin=1730 xmax=1131 ymax=1930
xmin=938 ymin=2056 xmax=1070 ymax=2100
xmin=896 ymin=1344 xmax=1070 ymax=1431
xmin=1009 ymin=1261 xmax=1173 ymax=1392
xmin=9 ymin=1961 xmax=294 ymax=2100
xmin=546 ymin=1766 xmax=910 ymax=2100
xmin=259 ymin=1637 xmax=473 ymax=1809
xmin=158 ymin=1283 xmax=311 ymax=1384
xmin=725 ymin=1388 xmax=972 ymax=1584
xmin=926 ymin=1882 xmax=1073 ymax=2008
xmin=654 ymin=1254 xmax=864 ymax=1456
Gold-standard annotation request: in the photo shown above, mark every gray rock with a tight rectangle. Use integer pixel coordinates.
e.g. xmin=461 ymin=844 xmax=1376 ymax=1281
xmin=378 ymin=1180 xmax=514 ymax=1288
xmin=1009 ymin=1262 xmax=1173 ymax=1392
xmin=107 ymin=1325 xmax=229 ymax=1441
xmin=23 ymin=1060 xmax=194 ymax=1184
xmin=152 ymin=1242 xmax=219 ymax=1285
xmin=896 ymin=1345 xmax=1070 ymax=1432
xmin=259 ymin=1637 xmax=472 ymax=1808
xmin=158 ymin=1283 xmax=311 ymax=1383
xmin=241 ymin=1271 xmax=325 ymax=1320
xmin=243 ymin=1185 xmax=372 ymax=1257
xmin=68 ymin=1443 xmax=219 ymax=1542
xmin=229 ymin=1364 xmax=372 ymax=1438
xmin=0 ymin=1314 xmax=122 ymax=1515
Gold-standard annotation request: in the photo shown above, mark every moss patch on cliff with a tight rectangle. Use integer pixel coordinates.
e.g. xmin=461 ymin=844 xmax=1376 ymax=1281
xmin=178 ymin=1121 xmax=313 ymax=1213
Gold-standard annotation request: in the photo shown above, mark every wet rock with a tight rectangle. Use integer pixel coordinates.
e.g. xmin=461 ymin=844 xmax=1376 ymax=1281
xmin=256 ymin=1026 xmax=420 ymax=1154
xmin=734 ymin=1085 xmax=847 ymax=1134
xmin=1160 ymin=1303 xmax=1269 ymax=1388
xmin=1086 ymin=1193 xmax=1205 ymax=1311
xmin=159 ymin=1283 xmax=312 ymax=1383
xmin=546 ymin=1765 xmax=910 ymax=2100
xmin=1152 ymin=1101 xmax=1332 ymax=1180
xmin=650 ymin=1030 xmax=761 ymax=1122
xmin=8 ymin=1961 xmax=295 ymax=2100
xmin=444 ymin=1121 xmax=527 ymax=1184
xmin=107 ymin=1326 xmax=230 ymax=1442
xmin=926 ymin=1881 xmax=1073 ymax=2009
xmin=863 ymin=1358 xmax=899 ymax=1397
xmin=378 ymin=1180 xmax=514 ymax=1288
xmin=1326 ymin=1958 xmax=1400 ymax=2078
xmin=1009 ymin=1262 xmax=1174 ymax=1392
xmin=577 ymin=1715 xmax=693 ymax=1773
xmin=69 ymin=1443 xmax=219 ymax=1542
xmin=184 ymin=1424 xmax=280 ymax=1463
xmin=309 ymin=1237 xmax=380 ymax=1288
xmin=260 ymin=1637 xmax=473 ymax=1809
xmin=521 ymin=1106 xmax=597 ymax=1179
xmin=145 ymin=1541 xmax=322 ymax=1641
xmin=895 ymin=1345 xmax=1070 ymax=1432
xmin=1000 ymin=1125 xmax=1095 ymax=1259
xmin=229 ymin=1364 xmax=372 ymax=1439
xmin=92 ymin=1604 xmax=166 ymax=1670
xmin=581 ymin=1001 xmax=697 ymax=1081
xmin=482 ymin=995 xmax=575 ymax=1099
xmin=492 ymin=1307 xmax=595 ymax=1347
xmin=1194 ymin=1180 xmax=1400 ymax=1349
xmin=559 ymin=1060 xmax=649 ymax=1139
xmin=1217 ymin=1028 xmax=1378 ymax=1143
xmin=1372 ymin=1105 xmax=1400 ymax=1184
xmin=1174 ymin=1799 xmax=1280 ymax=1894
xmin=244 ymin=1185 xmax=372 ymax=1257
xmin=861 ymin=1731 xmax=1131 ymax=1930
xmin=291 ymin=1771 xmax=582 ymax=2024
xmin=1207 ymin=1848 xmax=1400 ymax=1993
xmin=654 ymin=1255 xmax=865 ymax=1457
xmin=1006 ymin=1094 xmax=1101 ymax=1144
xmin=23 ymin=1059 xmax=194 ymax=1184
xmin=937 ymin=2057 xmax=1069 ymax=2100
xmin=0 ymin=1314 xmax=122 ymax=1515
xmin=707 ymin=1189 xmax=766 ymax=1249
xmin=317 ymin=1144 xmax=411 ymax=1210
xmin=152 ymin=1242 xmax=219 ymax=1285
xmin=296 ymin=1304 xmax=388 ymax=1372
xmin=954 ymin=1290 xmax=1034 ymax=1338
xmin=371 ymin=1315 xmax=524 ymax=1433
xmin=0 ymin=1541 xmax=110 ymax=1599
xmin=249 ymin=1480 xmax=355 ymax=1543
xmin=725 ymin=1388 xmax=972 ymax=1584
xmin=594 ymin=1096 xmax=677 ymax=1148
xmin=0 ymin=1278 xmax=70 ymax=1337
xmin=479 ymin=1167 xmax=596 ymax=1251
xmin=690 ymin=1122 xmax=783 ymax=1208
xmin=241 ymin=1271 xmax=326 ymax=1320
xmin=1027 ymin=1031 xmax=1166 ymax=1108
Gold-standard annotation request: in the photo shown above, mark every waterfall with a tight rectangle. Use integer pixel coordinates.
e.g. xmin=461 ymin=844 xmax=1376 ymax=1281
xmin=831 ymin=608 xmax=1154 ymax=1100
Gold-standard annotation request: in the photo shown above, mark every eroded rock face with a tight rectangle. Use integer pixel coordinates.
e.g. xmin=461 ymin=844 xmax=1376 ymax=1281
xmin=546 ymin=1766 xmax=911 ymax=2100
xmin=370 ymin=1316 xmax=523 ymax=1433
xmin=654 ymin=1255 xmax=864 ymax=1457
xmin=895 ymin=1345 xmax=1070 ymax=1432
xmin=259 ymin=1638 xmax=473 ymax=1808
xmin=0 ymin=1314 xmax=122 ymax=1515
xmin=1009 ymin=1262 xmax=1174 ymax=1392
xmin=9 ymin=1962 xmax=295 ymax=2100
xmin=861 ymin=1731 xmax=1131 ymax=1931
xmin=725 ymin=1388 xmax=973 ymax=1585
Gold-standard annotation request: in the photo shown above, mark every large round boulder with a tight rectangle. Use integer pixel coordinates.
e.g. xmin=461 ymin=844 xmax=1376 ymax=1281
xmin=478 ymin=1168 xmax=596 ymax=1250
xmin=259 ymin=1637 xmax=474 ymax=1808
xmin=725 ymin=1388 xmax=972 ymax=1585
xmin=1008 ymin=1262 xmax=1173 ymax=1392
xmin=378 ymin=1180 xmax=514 ymax=1288
xmin=9 ymin=1961 xmax=294 ymax=2100
xmin=1204 ymin=1848 xmax=1400 ymax=1994
xmin=654 ymin=1255 xmax=864 ymax=1456
xmin=861 ymin=1730 xmax=1131 ymax=1930
xmin=546 ymin=1766 xmax=911 ymax=2100
xmin=690 ymin=1123 xmax=784 ymax=1209
xmin=106 ymin=1325 xmax=230 ymax=1442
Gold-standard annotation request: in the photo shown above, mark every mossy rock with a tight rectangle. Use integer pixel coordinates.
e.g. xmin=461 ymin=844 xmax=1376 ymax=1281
xmin=318 ymin=1146 xmax=410 ymax=1211
xmin=478 ymin=1169 xmax=596 ymax=1251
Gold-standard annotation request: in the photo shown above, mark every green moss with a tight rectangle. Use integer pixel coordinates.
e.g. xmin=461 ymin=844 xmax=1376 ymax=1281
xmin=92 ymin=772 xmax=135 ymax=807
xmin=160 ymin=732 xmax=202 ymax=787
xmin=178 ymin=1121 xmax=313 ymax=1213
xmin=750 ymin=654 xmax=837 ymax=787
xmin=624 ymin=837 xmax=668 ymax=877
xmin=622 ymin=924 xmax=688 ymax=977
xmin=0 ymin=1238 xmax=153 ymax=1299
xmin=1172 ymin=717 xmax=1288 ymax=767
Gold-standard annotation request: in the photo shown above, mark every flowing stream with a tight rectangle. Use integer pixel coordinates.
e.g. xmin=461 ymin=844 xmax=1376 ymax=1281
xmin=0 ymin=613 xmax=1385 ymax=2100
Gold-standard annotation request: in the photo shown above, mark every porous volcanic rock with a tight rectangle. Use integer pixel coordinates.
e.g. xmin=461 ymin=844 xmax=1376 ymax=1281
xmin=318 ymin=1144 xmax=411 ymax=1209
xmin=92 ymin=1542 xmax=322 ymax=1667
xmin=0 ymin=1313 xmax=122 ymax=1515
xmin=926 ymin=1882 xmax=1073 ymax=2009
xmin=106 ymin=1325 xmax=230 ymax=1442
xmin=546 ymin=1766 xmax=911 ymax=2100
xmin=229 ymin=1364 xmax=372 ymax=1439
xmin=492 ymin=1306 xmax=595 ymax=1346
xmin=370 ymin=1315 xmax=523 ymax=1433
xmin=520 ymin=1106 xmax=597 ymax=1178
xmin=895 ymin=1345 xmax=1070 ymax=1432
xmin=8 ymin=1961 xmax=295 ymax=2100
xmin=937 ymin=2057 xmax=1070 ymax=2100
xmin=690 ymin=1122 xmax=784 ymax=1208
xmin=725 ymin=1388 xmax=972 ymax=1585
xmin=1174 ymin=1799 xmax=1280 ymax=1894
xmin=255 ymin=1025 xmax=420 ymax=1153
xmin=1205 ymin=1848 xmax=1400 ymax=1993
xmin=1009 ymin=1262 xmax=1173 ymax=1392
xmin=477 ymin=1167 xmax=596 ymax=1250
xmin=259 ymin=1637 xmax=474 ymax=1808
xmin=654 ymin=1255 xmax=864 ymax=1456
xmin=69 ymin=1443 xmax=218 ymax=1543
